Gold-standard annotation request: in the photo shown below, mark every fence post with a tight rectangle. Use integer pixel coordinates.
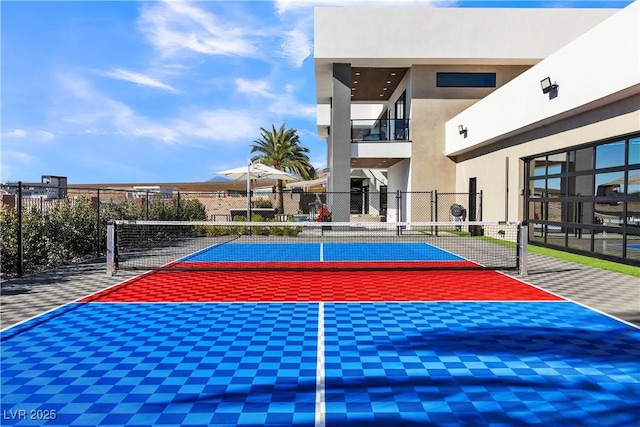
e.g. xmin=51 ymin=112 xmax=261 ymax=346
xmin=106 ymin=221 xmax=115 ymax=276
xmin=17 ymin=181 xmax=23 ymax=277
xmin=176 ymin=191 xmax=181 ymax=220
xmin=145 ymin=191 xmax=149 ymax=220
xmin=519 ymin=221 xmax=528 ymax=276
xmin=96 ymin=188 xmax=101 ymax=257
xmin=434 ymin=190 xmax=439 ymax=237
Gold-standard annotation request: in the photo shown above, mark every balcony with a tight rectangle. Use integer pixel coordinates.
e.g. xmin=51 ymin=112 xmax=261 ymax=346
xmin=351 ymin=118 xmax=410 ymax=142
xmin=349 ymin=118 xmax=412 ymax=168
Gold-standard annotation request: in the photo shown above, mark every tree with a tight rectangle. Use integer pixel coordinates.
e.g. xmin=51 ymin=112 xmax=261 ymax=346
xmin=250 ymin=124 xmax=316 ymax=214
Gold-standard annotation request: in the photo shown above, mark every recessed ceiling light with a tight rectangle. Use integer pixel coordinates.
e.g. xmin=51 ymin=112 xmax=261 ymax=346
xmin=386 ymin=80 xmax=391 ymax=84
xmin=379 ymin=94 xmax=384 ymax=97
xmin=391 ymin=72 xmax=396 ymax=76
xmin=383 ymin=87 xmax=387 ymax=91
xmin=353 ymin=80 xmax=358 ymax=84
xmin=355 ymin=72 xmax=361 ymax=76
xmin=352 ymin=87 xmax=356 ymax=90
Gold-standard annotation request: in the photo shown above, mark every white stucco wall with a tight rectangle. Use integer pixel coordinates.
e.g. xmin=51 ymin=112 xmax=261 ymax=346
xmin=386 ymin=159 xmax=411 ymax=221
xmin=314 ymin=7 xmax=618 ymax=104
xmin=445 ymin=1 xmax=640 ymax=156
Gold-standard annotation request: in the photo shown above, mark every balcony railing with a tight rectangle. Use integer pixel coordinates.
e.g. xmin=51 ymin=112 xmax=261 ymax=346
xmin=351 ymin=118 xmax=410 ymax=142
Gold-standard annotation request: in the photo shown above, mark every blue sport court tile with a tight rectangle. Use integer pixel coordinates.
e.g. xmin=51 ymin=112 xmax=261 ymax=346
xmin=181 ymin=243 xmax=321 ymax=262
xmin=179 ymin=241 xmax=463 ymax=263
xmin=323 ymin=242 xmax=464 ymax=261
xmin=323 ymin=302 xmax=640 ymax=427
xmin=1 ymin=303 xmax=318 ymax=426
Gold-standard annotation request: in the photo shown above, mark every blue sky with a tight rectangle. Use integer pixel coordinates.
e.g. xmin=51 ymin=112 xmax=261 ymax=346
xmin=1 ymin=0 xmax=633 ymax=184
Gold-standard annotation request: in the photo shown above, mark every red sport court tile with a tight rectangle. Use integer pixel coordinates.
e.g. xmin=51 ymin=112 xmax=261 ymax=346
xmin=82 ymin=265 xmax=562 ymax=303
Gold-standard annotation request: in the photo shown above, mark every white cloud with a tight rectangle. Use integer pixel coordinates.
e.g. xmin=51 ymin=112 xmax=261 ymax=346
xmin=2 ymin=129 xmax=27 ymax=138
xmin=235 ymin=78 xmax=275 ymax=98
xmin=137 ymin=0 xmax=260 ymax=58
xmin=269 ymin=94 xmax=316 ymax=119
xmin=160 ymin=63 xmax=190 ymax=76
xmin=57 ymin=73 xmax=262 ymax=145
xmin=99 ymin=68 xmax=179 ymax=93
xmin=270 ymin=84 xmax=316 ymax=118
xmin=36 ymin=130 xmax=55 ymax=140
xmin=235 ymin=78 xmax=316 ymax=119
xmin=173 ymin=109 xmax=264 ymax=142
xmin=1 ymin=128 xmax=55 ymax=141
xmin=280 ymin=29 xmax=312 ymax=67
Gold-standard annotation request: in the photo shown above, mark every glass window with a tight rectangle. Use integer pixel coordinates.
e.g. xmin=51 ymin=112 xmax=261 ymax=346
xmin=595 ymin=140 xmax=625 ymax=169
xmin=436 ymin=72 xmax=496 ymax=88
xmin=626 ymin=229 xmax=640 ymax=263
xmin=567 ymin=175 xmax=594 ymax=197
xmin=593 ymin=230 xmax=624 ymax=258
xmin=395 ymin=92 xmax=406 ymax=119
xmin=531 ymin=200 xmax=543 ymax=221
xmin=532 ymin=179 xmax=546 ymax=198
xmin=568 ymin=147 xmax=593 ymax=172
xmin=547 ymin=153 xmax=565 ymax=175
xmin=548 ymin=177 xmax=561 ymax=195
xmin=532 ymin=157 xmax=546 ymax=177
xmin=595 ymin=171 xmax=625 ymax=197
xmin=548 ymin=201 xmax=562 ymax=222
xmin=630 ymin=137 xmax=640 ymax=165
xmin=628 ymin=170 xmax=640 ymax=197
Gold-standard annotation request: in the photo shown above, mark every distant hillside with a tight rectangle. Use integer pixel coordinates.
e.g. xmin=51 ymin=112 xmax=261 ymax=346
xmin=207 ymin=175 xmax=232 ymax=182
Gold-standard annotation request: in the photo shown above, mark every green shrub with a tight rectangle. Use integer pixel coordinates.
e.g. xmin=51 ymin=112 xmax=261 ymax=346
xmin=254 ymin=199 xmax=273 ymax=208
xmin=0 ymin=207 xmax=18 ymax=275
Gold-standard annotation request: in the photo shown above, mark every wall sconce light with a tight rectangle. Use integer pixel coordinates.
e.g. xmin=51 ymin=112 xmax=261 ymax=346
xmin=540 ymin=77 xmax=558 ymax=94
xmin=458 ymin=125 xmax=467 ymax=137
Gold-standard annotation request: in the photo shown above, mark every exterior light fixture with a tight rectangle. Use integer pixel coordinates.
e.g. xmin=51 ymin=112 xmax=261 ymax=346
xmin=458 ymin=125 xmax=467 ymax=138
xmin=540 ymin=77 xmax=558 ymax=94
xmin=386 ymin=80 xmax=392 ymax=84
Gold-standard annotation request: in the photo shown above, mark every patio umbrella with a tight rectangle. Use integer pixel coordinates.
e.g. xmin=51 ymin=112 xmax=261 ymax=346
xmin=218 ymin=161 xmax=301 ymax=219
xmin=218 ymin=162 xmax=301 ymax=182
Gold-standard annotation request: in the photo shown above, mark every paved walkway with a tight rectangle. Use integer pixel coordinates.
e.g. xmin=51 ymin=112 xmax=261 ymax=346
xmin=1 ymin=254 xmax=639 ymax=330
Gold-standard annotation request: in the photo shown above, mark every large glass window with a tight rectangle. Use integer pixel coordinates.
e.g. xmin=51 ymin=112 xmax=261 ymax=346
xmin=595 ymin=171 xmax=625 ymax=197
xmin=628 ymin=170 xmax=640 ymax=196
xmin=547 ymin=153 xmax=565 ymax=175
xmin=436 ymin=72 xmax=496 ymax=88
xmin=630 ymin=137 xmax=640 ymax=165
xmin=568 ymin=147 xmax=593 ymax=172
xmin=595 ymin=140 xmax=625 ymax=169
xmin=527 ymin=134 xmax=639 ymax=266
xmin=395 ymin=92 xmax=406 ymax=119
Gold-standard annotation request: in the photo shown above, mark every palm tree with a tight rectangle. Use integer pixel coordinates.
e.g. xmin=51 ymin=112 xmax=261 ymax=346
xmin=250 ymin=124 xmax=316 ymax=214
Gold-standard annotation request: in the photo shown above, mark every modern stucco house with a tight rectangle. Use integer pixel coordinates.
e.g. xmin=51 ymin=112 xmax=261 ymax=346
xmin=313 ymin=2 xmax=639 ymax=265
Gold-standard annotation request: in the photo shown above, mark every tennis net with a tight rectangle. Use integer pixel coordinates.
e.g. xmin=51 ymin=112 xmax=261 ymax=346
xmin=106 ymin=220 xmax=525 ymax=274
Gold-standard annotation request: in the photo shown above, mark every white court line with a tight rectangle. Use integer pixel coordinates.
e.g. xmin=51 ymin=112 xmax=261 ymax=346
xmin=315 ymin=302 xmax=326 ymax=427
xmin=319 ymin=242 xmax=324 ymax=262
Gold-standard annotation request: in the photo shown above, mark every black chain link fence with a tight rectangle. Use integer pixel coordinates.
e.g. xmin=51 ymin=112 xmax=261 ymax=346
xmin=1 ymin=182 xmax=481 ymax=278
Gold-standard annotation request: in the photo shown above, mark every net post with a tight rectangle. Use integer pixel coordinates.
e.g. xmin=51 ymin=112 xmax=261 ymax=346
xmin=106 ymin=221 xmax=116 ymax=276
xmin=518 ymin=221 xmax=528 ymax=276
